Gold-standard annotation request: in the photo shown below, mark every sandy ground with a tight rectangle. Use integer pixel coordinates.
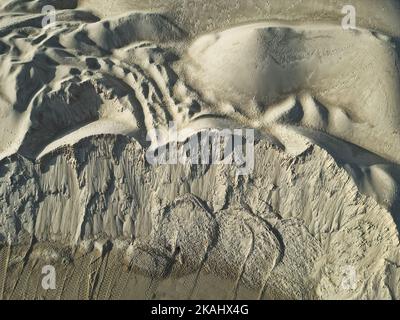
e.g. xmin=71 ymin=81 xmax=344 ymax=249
xmin=0 ymin=0 xmax=399 ymax=300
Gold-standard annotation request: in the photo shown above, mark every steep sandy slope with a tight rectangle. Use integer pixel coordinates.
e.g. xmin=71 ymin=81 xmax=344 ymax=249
xmin=0 ymin=135 xmax=399 ymax=299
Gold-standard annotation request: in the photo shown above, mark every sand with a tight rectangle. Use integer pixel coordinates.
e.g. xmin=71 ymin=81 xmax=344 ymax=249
xmin=0 ymin=0 xmax=399 ymax=300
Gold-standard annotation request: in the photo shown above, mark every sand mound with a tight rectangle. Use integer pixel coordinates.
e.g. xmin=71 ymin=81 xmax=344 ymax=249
xmin=185 ymin=23 xmax=400 ymax=164
xmin=84 ymin=13 xmax=185 ymax=51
